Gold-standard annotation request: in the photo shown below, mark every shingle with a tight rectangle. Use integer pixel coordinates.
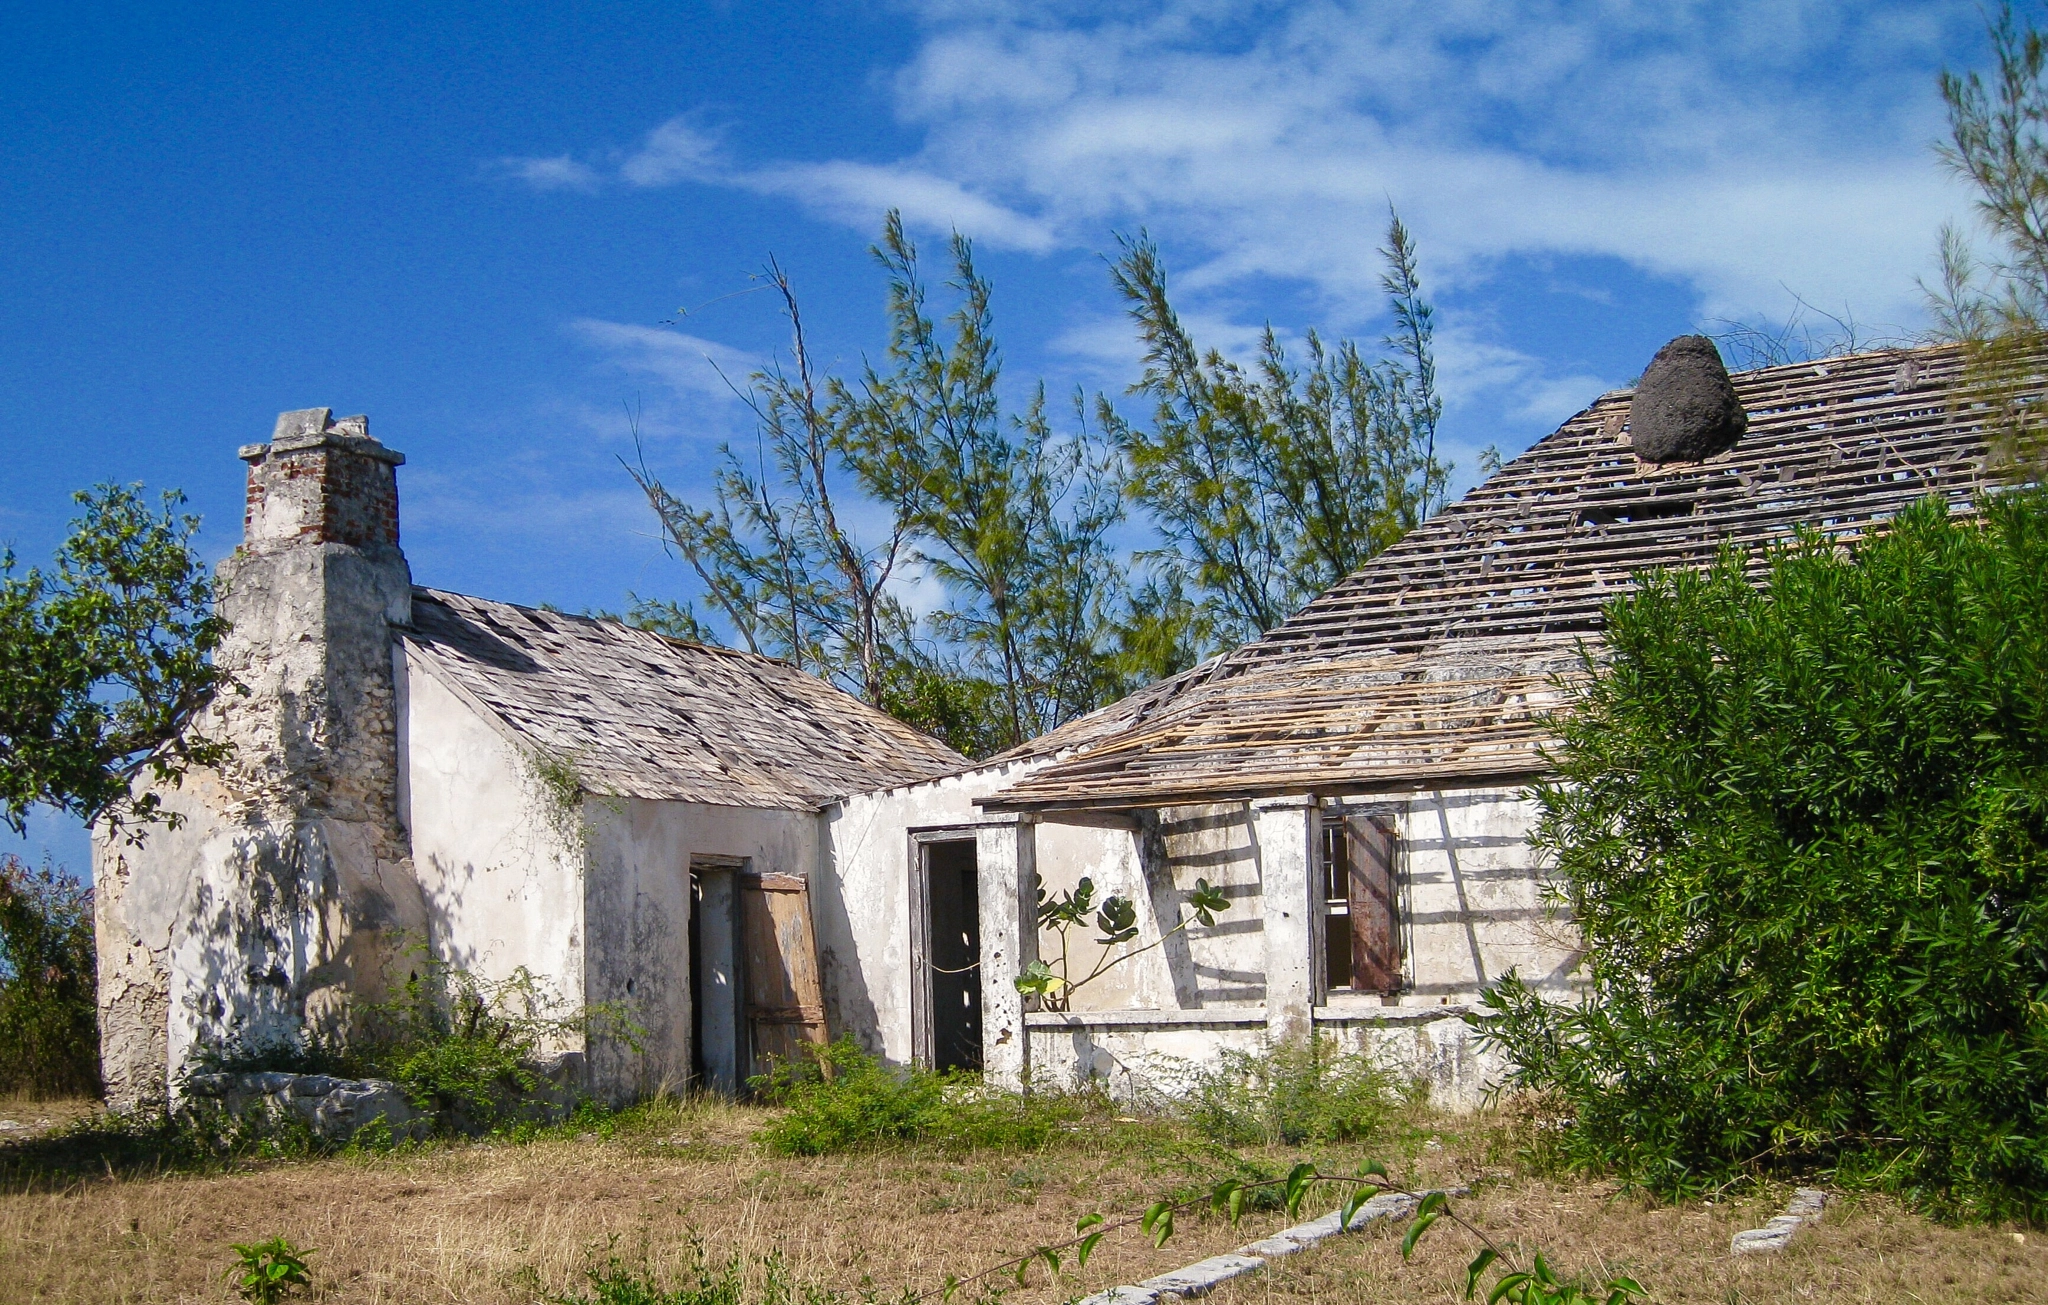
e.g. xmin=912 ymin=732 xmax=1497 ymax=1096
xmin=402 ymin=593 xmax=964 ymax=809
xmin=987 ymin=344 xmax=2028 ymax=811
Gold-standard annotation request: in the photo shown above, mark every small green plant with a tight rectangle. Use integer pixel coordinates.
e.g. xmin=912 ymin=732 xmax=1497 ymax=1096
xmin=226 ymin=1235 xmax=313 ymax=1304
xmin=751 ymin=1036 xmax=1087 ymax=1156
xmin=927 ymin=1162 xmax=1642 ymax=1305
xmin=192 ymin=942 xmax=641 ymax=1140
xmin=527 ymin=746 xmax=591 ymax=847
xmin=1015 ymin=874 xmax=1229 ymax=1012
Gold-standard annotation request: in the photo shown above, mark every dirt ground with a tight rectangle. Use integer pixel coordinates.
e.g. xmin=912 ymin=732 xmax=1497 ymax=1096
xmin=0 ymin=1099 xmax=2040 ymax=1305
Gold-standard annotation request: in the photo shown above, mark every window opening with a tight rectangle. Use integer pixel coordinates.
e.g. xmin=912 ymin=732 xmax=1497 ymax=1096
xmin=1320 ymin=812 xmax=1402 ymax=995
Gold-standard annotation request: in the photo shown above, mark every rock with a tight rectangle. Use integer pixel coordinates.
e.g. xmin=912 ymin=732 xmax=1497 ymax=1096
xmin=179 ymin=1070 xmax=428 ymax=1143
xmin=1138 ymin=1254 xmax=1268 ymax=1299
xmin=1627 ymin=335 xmax=1747 ymax=463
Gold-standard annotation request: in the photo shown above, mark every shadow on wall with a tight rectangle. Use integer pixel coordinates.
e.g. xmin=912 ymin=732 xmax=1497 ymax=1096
xmin=1151 ymin=806 xmax=1264 ymax=1007
xmin=1401 ymin=789 xmax=1577 ymax=1000
xmin=178 ymin=824 xmax=337 ymax=1074
xmin=807 ymin=824 xmax=885 ymax=1060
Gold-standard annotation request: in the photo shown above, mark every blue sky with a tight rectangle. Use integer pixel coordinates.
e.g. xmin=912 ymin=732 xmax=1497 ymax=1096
xmin=0 ymin=1 xmax=1993 ymax=873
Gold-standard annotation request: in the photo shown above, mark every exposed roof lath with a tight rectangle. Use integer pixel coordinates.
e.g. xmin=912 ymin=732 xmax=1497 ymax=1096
xmin=985 ymin=344 xmax=2027 ymax=813
xmin=403 ymin=590 xmax=964 ymax=810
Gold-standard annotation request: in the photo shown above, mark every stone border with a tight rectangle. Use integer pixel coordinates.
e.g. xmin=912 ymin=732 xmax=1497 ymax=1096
xmin=1076 ymin=1189 xmax=1463 ymax=1305
xmin=1729 ymin=1188 xmax=1827 ymax=1254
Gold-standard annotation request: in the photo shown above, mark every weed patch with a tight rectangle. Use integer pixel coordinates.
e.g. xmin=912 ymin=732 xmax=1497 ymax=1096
xmin=1181 ymin=1036 xmax=1404 ymax=1147
xmin=751 ymin=1037 xmax=1096 ymax=1156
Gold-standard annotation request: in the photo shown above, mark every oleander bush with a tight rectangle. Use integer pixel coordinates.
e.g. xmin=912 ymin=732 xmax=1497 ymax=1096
xmin=1481 ymin=491 xmax=2048 ymax=1220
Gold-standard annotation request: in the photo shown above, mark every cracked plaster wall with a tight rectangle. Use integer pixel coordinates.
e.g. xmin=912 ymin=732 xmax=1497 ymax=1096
xmin=94 ymin=411 xmax=426 ymax=1112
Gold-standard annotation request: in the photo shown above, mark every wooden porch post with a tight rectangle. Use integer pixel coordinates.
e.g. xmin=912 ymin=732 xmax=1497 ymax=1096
xmin=1253 ymin=797 xmax=1317 ymax=1044
xmin=975 ymin=816 xmax=1038 ymax=1090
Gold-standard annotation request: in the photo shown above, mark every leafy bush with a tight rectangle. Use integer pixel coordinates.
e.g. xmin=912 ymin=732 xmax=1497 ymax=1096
xmin=1482 ymin=492 xmax=2048 ymax=1218
xmin=751 ymin=1036 xmax=1086 ymax=1156
xmin=1183 ymin=1035 xmax=1398 ymax=1147
xmin=0 ymin=855 xmax=98 ymax=1098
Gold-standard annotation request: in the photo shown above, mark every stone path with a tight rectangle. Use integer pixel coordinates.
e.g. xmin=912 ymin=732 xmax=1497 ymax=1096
xmin=1730 ymin=1188 xmax=1827 ymax=1254
xmin=1077 ymin=1189 xmax=1462 ymax=1305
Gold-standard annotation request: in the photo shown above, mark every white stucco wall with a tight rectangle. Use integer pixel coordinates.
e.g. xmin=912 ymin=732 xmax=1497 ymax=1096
xmin=581 ymin=798 xmax=819 ymax=1100
xmin=399 ymin=653 xmax=588 ymax=1053
xmin=825 ymin=762 xmax=1038 ymax=1064
xmin=1028 ymin=803 xmax=1265 ymax=1013
xmin=1010 ymin=784 xmax=1577 ymax=1110
xmin=1391 ymin=786 xmax=1579 ymax=1006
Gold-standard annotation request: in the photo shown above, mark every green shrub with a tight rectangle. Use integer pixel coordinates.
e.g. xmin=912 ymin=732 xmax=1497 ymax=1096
xmin=751 ymin=1036 xmax=1086 ymax=1156
xmin=1182 ymin=1035 xmax=1398 ymax=1147
xmin=0 ymin=855 xmax=98 ymax=1098
xmin=1482 ymin=491 xmax=2048 ymax=1219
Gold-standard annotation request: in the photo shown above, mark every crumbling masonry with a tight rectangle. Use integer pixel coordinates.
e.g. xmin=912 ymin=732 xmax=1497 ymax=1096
xmin=95 ymin=410 xmax=426 ymax=1112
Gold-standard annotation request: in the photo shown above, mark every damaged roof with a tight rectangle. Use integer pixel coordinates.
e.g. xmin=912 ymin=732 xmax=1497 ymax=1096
xmin=403 ymin=590 xmax=965 ymax=809
xmin=986 ymin=343 xmax=2027 ymax=813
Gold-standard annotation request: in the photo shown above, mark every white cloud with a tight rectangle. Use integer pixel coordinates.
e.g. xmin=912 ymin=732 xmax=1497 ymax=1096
xmin=621 ymin=117 xmax=725 ymax=187
xmin=514 ymin=0 xmax=1985 ymax=434
xmin=499 ymin=116 xmax=1052 ymax=251
xmin=569 ymin=319 xmax=759 ymax=405
xmin=494 ymin=154 xmax=602 ymax=192
xmin=738 ymin=161 xmax=1056 ymax=252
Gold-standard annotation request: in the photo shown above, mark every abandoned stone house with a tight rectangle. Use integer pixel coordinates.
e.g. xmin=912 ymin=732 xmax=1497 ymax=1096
xmin=95 ymin=343 xmax=2020 ymax=1114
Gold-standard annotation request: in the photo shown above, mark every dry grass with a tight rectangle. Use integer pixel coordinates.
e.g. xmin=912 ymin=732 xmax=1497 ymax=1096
xmin=1208 ymin=1178 xmax=2048 ymax=1305
xmin=0 ymin=1096 xmax=2040 ymax=1305
xmin=0 ymin=1096 xmax=103 ymax=1143
xmin=0 ymin=1095 xmax=1446 ymax=1305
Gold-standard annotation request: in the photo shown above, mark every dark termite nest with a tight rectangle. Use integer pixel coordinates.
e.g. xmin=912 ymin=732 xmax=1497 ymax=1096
xmin=1627 ymin=335 xmax=1747 ymax=464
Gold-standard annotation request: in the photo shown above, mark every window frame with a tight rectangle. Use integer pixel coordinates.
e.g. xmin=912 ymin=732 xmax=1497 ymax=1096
xmin=1313 ymin=803 xmax=1408 ymax=1001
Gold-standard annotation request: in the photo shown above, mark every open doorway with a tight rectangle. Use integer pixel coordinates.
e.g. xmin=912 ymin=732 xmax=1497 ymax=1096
xmin=690 ymin=858 xmax=746 ymax=1094
xmin=914 ymin=838 xmax=982 ymax=1072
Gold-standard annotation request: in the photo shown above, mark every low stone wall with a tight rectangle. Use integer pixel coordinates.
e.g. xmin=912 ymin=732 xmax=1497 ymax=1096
xmin=1312 ymin=1005 xmax=1504 ymax=1110
xmin=1025 ymin=1006 xmax=1502 ymax=1109
xmin=181 ymin=1072 xmax=428 ymax=1143
xmin=1027 ymin=1009 xmax=1268 ymax=1099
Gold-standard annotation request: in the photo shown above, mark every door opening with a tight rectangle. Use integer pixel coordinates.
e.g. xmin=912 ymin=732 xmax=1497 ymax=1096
xmin=920 ymin=839 xmax=982 ymax=1072
xmin=690 ymin=861 xmax=745 ymax=1094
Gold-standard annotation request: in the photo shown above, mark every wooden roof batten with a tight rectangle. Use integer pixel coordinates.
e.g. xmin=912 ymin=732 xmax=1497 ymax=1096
xmin=981 ymin=343 xmax=2031 ymax=815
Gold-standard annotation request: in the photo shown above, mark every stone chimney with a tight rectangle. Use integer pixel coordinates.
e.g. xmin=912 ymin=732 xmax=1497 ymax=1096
xmin=239 ymin=408 xmax=406 ymax=565
xmin=95 ymin=409 xmax=427 ymax=1112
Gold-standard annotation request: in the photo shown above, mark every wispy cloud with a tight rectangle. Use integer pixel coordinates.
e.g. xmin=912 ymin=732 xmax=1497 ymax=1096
xmin=739 ymin=161 xmax=1056 ymax=252
xmin=569 ymin=319 xmax=759 ymax=405
xmin=508 ymin=0 xmax=1983 ymax=445
xmin=496 ymin=115 xmax=1054 ymax=251
xmin=492 ymin=153 xmax=602 ymax=192
xmin=621 ymin=117 xmax=725 ymax=187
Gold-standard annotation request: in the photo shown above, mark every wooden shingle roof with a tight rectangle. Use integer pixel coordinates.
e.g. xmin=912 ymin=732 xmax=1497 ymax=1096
xmin=403 ymin=590 xmax=965 ymax=809
xmin=985 ymin=344 xmax=2024 ymax=813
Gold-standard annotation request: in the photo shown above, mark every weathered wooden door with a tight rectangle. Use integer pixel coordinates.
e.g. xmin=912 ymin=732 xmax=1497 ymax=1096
xmin=738 ymin=870 xmax=829 ymax=1074
xmin=1344 ymin=814 xmax=1402 ymax=993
